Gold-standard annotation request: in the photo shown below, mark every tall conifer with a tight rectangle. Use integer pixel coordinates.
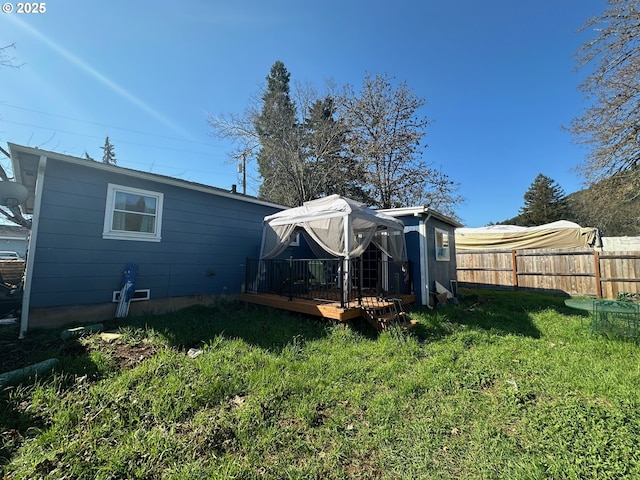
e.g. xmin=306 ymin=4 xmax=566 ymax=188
xmin=518 ymin=173 xmax=568 ymax=226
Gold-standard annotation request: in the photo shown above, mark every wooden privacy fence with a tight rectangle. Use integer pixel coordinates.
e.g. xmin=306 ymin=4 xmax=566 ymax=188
xmin=0 ymin=259 xmax=25 ymax=285
xmin=456 ymin=248 xmax=640 ymax=298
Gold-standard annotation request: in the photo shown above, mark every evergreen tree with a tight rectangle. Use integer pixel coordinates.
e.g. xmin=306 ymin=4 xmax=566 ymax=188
xmin=100 ymin=136 xmax=117 ymax=165
xmin=254 ymin=61 xmax=300 ymax=205
xmin=518 ymin=173 xmax=568 ymax=226
xmin=301 ymin=97 xmax=364 ymax=201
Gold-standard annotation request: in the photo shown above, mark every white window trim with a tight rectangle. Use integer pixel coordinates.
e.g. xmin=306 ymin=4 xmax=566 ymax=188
xmin=435 ymin=227 xmax=450 ymax=262
xmin=289 ymin=232 xmax=300 ymax=247
xmin=103 ymin=184 xmax=163 ymax=242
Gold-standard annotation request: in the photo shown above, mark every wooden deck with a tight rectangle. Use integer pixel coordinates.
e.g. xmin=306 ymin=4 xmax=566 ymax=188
xmin=239 ymin=292 xmax=416 ymax=324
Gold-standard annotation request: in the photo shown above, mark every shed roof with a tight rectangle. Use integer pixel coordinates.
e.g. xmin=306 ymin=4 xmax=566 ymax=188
xmin=377 ymin=205 xmax=463 ymax=228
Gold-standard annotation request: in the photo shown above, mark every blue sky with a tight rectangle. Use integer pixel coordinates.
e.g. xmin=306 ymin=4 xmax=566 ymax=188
xmin=2 ymin=0 xmax=605 ymax=226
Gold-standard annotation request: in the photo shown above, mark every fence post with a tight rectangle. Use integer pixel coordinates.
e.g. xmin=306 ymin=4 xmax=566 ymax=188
xmin=288 ymin=257 xmax=293 ymax=301
xmin=594 ymin=250 xmax=602 ymax=298
xmin=511 ymin=250 xmax=518 ymax=291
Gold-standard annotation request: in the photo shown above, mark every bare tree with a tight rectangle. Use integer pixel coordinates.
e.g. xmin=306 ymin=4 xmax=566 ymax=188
xmin=412 ymin=168 xmax=463 ymax=221
xmin=0 ymin=44 xmax=31 ymax=227
xmin=0 ymin=43 xmax=22 ymax=69
xmin=571 ymin=0 xmax=640 ymax=233
xmin=209 ymin=65 xmax=463 ymax=215
xmin=208 ymin=107 xmax=262 ymax=194
xmin=567 ymin=170 xmax=639 ymax=235
xmin=339 ymin=73 xmax=462 ymax=212
xmin=573 ymin=0 xmax=640 ymax=180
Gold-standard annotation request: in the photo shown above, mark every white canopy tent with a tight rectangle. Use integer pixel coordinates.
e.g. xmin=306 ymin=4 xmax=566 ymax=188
xmin=259 ymin=195 xmax=408 ymax=304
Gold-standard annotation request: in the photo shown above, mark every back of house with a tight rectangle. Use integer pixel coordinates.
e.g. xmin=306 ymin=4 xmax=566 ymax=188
xmin=9 ymin=143 xmax=283 ymax=334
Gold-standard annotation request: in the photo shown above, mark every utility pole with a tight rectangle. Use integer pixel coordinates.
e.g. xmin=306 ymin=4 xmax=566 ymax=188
xmin=238 ymin=152 xmax=247 ymax=195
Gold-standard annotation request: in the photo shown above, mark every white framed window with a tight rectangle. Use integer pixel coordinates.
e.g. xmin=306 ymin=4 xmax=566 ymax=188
xmin=435 ymin=228 xmax=450 ymax=261
xmin=103 ymin=184 xmax=163 ymax=242
xmin=289 ymin=232 xmax=300 ymax=246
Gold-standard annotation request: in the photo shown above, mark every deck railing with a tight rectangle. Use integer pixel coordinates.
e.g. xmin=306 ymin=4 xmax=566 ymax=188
xmin=244 ymin=257 xmax=412 ymax=307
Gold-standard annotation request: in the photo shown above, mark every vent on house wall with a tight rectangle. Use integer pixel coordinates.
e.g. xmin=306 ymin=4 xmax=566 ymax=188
xmin=112 ymin=289 xmax=151 ymax=303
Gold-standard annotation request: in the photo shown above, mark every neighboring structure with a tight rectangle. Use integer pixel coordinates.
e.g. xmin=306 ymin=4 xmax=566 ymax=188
xmin=601 ymin=236 xmax=640 ymax=251
xmin=8 ymin=143 xmax=283 ymax=335
xmin=379 ymin=206 xmax=463 ymax=307
xmin=0 ymin=224 xmax=29 ymax=257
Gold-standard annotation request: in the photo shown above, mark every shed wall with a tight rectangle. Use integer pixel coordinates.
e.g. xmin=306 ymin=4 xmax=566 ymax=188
xmin=398 ymin=215 xmax=458 ymax=305
xmin=425 ymin=217 xmax=458 ymax=291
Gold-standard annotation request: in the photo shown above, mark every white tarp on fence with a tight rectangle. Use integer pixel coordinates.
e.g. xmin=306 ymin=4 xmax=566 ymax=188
xmin=455 ymin=220 xmax=601 ymax=251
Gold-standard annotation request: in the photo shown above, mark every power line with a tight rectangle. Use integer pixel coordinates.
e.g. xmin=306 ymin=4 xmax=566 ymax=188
xmin=0 ymin=102 xmax=221 ymax=147
xmin=1 ymin=119 xmax=222 ymax=157
xmin=0 ymin=103 xmax=250 ymax=183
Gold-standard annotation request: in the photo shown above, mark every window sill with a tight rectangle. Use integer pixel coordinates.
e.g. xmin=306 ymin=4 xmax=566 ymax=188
xmin=102 ymin=232 xmax=161 ymax=242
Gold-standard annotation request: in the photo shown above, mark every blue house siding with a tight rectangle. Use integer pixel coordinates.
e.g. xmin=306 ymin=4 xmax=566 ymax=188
xmin=27 ymin=156 xmax=280 ymax=310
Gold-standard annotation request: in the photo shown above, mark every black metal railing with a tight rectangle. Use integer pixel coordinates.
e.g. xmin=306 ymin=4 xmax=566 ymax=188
xmin=244 ymin=257 xmax=413 ymax=307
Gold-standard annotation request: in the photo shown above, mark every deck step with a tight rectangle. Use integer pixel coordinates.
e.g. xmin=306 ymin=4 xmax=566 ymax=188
xmin=362 ymin=300 xmax=412 ymax=332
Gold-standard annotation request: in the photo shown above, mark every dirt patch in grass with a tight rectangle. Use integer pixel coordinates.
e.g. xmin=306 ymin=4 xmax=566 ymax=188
xmin=94 ymin=337 xmax=158 ymax=370
xmin=0 ymin=328 xmax=159 ymax=376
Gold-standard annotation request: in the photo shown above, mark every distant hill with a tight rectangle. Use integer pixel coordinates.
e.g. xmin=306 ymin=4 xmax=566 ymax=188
xmin=564 ymin=187 xmax=639 ymax=236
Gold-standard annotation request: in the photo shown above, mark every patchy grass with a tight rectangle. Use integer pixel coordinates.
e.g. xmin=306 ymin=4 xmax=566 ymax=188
xmin=1 ymin=292 xmax=639 ymax=479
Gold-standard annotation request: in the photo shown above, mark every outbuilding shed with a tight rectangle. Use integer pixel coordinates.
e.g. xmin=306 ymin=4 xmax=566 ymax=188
xmin=379 ymin=206 xmax=462 ymax=307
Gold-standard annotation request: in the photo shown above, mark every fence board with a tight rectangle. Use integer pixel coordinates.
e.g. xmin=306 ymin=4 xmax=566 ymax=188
xmin=0 ymin=260 xmax=25 ymax=285
xmin=456 ymin=249 xmax=640 ymax=298
xmin=456 ymin=250 xmax=513 ymax=288
xmin=599 ymin=251 xmax=640 ymax=299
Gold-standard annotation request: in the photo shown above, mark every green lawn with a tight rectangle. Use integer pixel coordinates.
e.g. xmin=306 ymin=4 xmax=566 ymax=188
xmin=1 ymin=290 xmax=639 ymax=479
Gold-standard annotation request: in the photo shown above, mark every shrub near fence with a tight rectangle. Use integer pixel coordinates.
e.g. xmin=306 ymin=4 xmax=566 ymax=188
xmin=456 ymin=248 xmax=640 ymax=298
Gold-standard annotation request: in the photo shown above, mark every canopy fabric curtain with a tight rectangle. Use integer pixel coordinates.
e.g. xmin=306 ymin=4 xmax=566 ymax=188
xmin=259 ymin=195 xmax=407 ymax=262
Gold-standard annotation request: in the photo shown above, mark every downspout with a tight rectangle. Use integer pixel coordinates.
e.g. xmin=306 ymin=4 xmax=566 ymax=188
xmin=419 ymin=213 xmax=433 ymax=309
xmin=19 ymin=155 xmax=47 ymax=339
